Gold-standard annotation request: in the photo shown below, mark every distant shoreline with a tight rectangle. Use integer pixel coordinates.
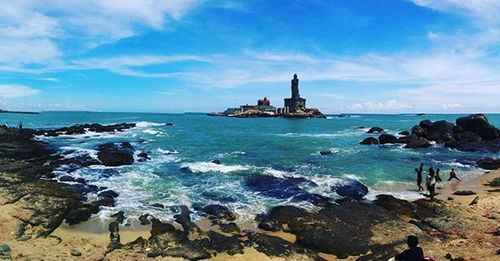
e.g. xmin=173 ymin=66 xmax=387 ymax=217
xmin=0 ymin=110 xmax=39 ymax=115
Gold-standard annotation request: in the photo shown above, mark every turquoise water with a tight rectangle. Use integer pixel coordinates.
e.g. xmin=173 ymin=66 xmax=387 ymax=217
xmin=2 ymin=112 xmax=499 ymax=221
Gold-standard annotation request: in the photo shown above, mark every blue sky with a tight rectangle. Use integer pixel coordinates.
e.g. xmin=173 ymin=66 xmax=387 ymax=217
xmin=1 ymin=0 xmax=499 ymax=113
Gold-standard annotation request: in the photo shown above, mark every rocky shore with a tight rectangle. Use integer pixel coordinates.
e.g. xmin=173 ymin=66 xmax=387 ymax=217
xmin=0 ymin=123 xmax=499 ymax=260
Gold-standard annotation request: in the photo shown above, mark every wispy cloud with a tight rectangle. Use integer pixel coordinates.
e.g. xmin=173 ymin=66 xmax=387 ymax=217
xmin=0 ymin=84 xmax=40 ymax=99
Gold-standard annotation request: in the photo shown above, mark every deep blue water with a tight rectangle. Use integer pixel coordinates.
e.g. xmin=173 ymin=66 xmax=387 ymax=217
xmin=2 ymin=112 xmax=499 ymax=221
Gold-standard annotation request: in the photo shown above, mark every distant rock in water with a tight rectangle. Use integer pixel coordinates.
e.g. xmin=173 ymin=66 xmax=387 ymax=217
xmin=360 ymin=137 xmax=379 ymax=145
xmin=367 ymin=127 xmax=384 ymax=134
xmin=319 ymin=150 xmax=333 ymax=156
xmin=359 ymin=114 xmax=500 ymax=152
xmin=97 ymin=142 xmax=135 ymax=166
xmin=378 ymin=133 xmax=398 ymax=144
xmin=332 ymin=179 xmax=368 ymax=199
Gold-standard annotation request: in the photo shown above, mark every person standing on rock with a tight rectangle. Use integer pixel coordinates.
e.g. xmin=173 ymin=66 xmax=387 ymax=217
xmin=394 ymin=235 xmax=426 ymax=261
xmin=447 ymin=168 xmax=461 ymax=181
xmin=426 ymin=167 xmax=436 ymax=199
xmin=414 ymin=168 xmax=424 ymax=191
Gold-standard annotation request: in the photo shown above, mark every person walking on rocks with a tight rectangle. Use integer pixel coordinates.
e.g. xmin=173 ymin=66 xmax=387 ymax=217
xmin=447 ymin=168 xmax=461 ymax=181
xmin=426 ymin=167 xmax=436 ymax=199
xmin=414 ymin=168 xmax=424 ymax=191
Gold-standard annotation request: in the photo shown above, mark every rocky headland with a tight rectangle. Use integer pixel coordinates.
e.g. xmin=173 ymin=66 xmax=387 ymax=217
xmin=0 ymin=122 xmax=499 ymax=260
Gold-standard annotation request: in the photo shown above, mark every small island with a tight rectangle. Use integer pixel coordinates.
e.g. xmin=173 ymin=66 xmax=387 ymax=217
xmin=0 ymin=109 xmax=39 ymax=115
xmin=208 ymin=74 xmax=325 ymax=118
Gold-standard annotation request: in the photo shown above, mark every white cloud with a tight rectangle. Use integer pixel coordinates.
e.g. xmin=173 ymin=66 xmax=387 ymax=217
xmin=350 ymin=100 xmax=412 ymax=112
xmin=38 ymin=77 xmax=59 ymax=82
xmin=0 ymin=0 xmax=202 ymax=68
xmin=0 ymin=84 xmax=40 ymax=99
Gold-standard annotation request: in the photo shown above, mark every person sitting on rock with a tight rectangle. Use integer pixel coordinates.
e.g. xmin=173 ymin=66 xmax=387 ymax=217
xmin=447 ymin=168 xmax=461 ymax=181
xmin=18 ymin=121 xmax=23 ymax=129
xmin=395 ymin=235 xmax=425 ymax=261
xmin=414 ymin=168 xmax=424 ymax=191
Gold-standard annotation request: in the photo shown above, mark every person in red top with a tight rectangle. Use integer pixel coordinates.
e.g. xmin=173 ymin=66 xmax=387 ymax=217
xmin=447 ymin=168 xmax=461 ymax=181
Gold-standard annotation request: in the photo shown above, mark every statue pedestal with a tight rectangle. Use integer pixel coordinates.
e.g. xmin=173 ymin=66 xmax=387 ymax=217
xmin=284 ymin=97 xmax=306 ymax=112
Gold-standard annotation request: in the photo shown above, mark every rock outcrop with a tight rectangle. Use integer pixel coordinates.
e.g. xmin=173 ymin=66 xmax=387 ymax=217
xmin=359 ymin=114 xmax=500 ymax=152
xmin=97 ymin=142 xmax=135 ymax=166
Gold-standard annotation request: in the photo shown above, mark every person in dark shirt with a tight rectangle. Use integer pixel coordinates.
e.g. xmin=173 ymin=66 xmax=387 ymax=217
xmin=414 ymin=168 xmax=424 ymax=191
xmin=395 ymin=235 xmax=425 ymax=261
xmin=435 ymin=168 xmax=442 ymax=182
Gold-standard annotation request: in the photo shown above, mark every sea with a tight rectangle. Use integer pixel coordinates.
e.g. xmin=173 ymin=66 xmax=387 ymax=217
xmin=2 ymin=112 xmax=499 ymax=222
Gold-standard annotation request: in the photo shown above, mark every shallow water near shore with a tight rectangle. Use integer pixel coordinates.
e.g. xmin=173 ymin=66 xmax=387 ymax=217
xmin=3 ymin=112 xmax=499 ymax=222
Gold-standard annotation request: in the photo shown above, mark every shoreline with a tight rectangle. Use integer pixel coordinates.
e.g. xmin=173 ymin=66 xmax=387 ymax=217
xmin=1 ymin=118 xmax=499 ymax=260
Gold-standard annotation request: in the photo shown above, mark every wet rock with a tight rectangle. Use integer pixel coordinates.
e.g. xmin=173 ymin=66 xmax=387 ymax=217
xmin=137 ymin=151 xmax=150 ymax=161
xmin=202 ymin=204 xmax=236 ymax=221
xmin=360 ymin=137 xmax=379 ymax=145
xmin=150 ymin=203 xmax=164 ymax=209
xmin=138 ymin=214 xmax=151 ymax=225
xmin=405 ymin=134 xmax=431 ymax=148
xmin=257 ymin=220 xmax=282 ymax=232
xmin=59 ymin=175 xmax=75 ymax=182
xmin=378 ymin=133 xmax=398 ymax=144
xmin=332 ymin=179 xmax=368 ymax=199
xmin=477 ymin=158 xmax=500 ymax=170
xmin=201 ymin=192 xmax=238 ymax=203
xmin=219 ymin=222 xmax=241 ymax=234
xmin=97 ymin=142 xmax=135 ymax=166
xmin=108 ymin=220 xmax=122 ymax=250
xmin=453 ymin=190 xmax=476 ymax=196
xmin=245 ymin=175 xmax=330 ymax=205
xmin=211 ymin=159 xmax=221 ymax=165
xmin=111 ymin=211 xmax=125 ymax=224
xmin=398 ymin=131 xmax=410 ymax=136
xmin=65 ymin=207 xmax=92 ymax=225
xmin=396 ymin=136 xmax=409 ymax=144
xmin=367 ymin=127 xmax=384 ymax=133
xmin=208 ymin=231 xmax=244 ymax=255
xmin=165 ymin=123 xmax=174 ymax=126
xmin=426 ymin=120 xmax=456 ymax=142
xmin=70 ymin=249 xmax=82 ymax=257
xmin=456 ymin=114 xmax=499 ymax=140
xmin=98 ymin=190 xmax=119 ymax=199
xmin=319 ymin=150 xmax=333 ymax=156
xmin=75 ymin=177 xmax=86 ymax=184
xmin=58 ymin=155 xmax=101 ymax=168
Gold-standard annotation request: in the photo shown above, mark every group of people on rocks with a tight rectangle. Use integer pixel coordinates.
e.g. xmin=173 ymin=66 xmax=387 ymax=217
xmin=414 ymin=163 xmax=460 ymax=199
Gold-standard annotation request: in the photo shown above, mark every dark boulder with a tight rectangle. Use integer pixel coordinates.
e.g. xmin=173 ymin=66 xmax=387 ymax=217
xmin=98 ymin=190 xmax=119 ymax=198
xmin=165 ymin=123 xmax=174 ymax=126
xmin=202 ymin=204 xmax=236 ymax=221
xmin=360 ymin=137 xmax=379 ymax=145
xmin=319 ymin=150 xmax=333 ymax=156
xmin=97 ymin=142 xmax=135 ymax=166
xmin=378 ymin=134 xmax=398 ymax=144
xmin=477 ymin=158 xmax=500 ymax=170
xmin=411 ymin=125 xmax=426 ymax=137
xmin=65 ymin=207 xmax=92 ymax=225
xmin=405 ymin=134 xmax=431 ymax=148
xmin=59 ymin=175 xmax=75 ymax=182
xmin=332 ymin=179 xmax=369 ymax=199
xmin=137 ymin=151 xmax=150 ymax=161
xmin=367 ymin=127 xmax=384 ymax=133
xmin=398 ymin=131 xmax=410 ymax=136
xmin=419 ymin=120 xmax=433 ymax=129
xmin=211 ymin=159 xmax=222 ymax=165
xmin=426 ymin=120 xmax=455 ymax=142
xmin=208 ymin=231 xmax=244 ymax=255
xmin=244 ymin=175 xmax=330 ymax=205
xmin=456 ymin=114 xmax=499 ymax=140
xmin=150 ymin=203 xmax=165 ymax=209
xmin=396 ymin=136 xmax=409 ymax=144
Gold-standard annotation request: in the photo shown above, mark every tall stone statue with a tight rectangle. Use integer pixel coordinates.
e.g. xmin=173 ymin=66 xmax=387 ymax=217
xmin=291 ymin=73 xmax=300 ymax=98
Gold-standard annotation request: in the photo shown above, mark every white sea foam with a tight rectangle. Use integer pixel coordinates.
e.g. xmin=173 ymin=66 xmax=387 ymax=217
xmin=157 ymin=148 xmax=180 ymax=155
xmin=60 ymin=146 xmax=99 ymax=159
xmin=181 ymin=162 xmax=251 ymax=173
xmin=135 ymin=121 xmax=163 ymax=128
xmin=143 ymin=129 xmax=161 ymax=135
